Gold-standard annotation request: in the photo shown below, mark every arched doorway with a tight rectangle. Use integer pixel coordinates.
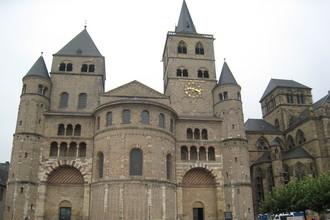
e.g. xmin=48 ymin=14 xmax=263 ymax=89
xmin=44 ymin=165 xmax=84 ymax=220
xmin=182 ymin=168 xmax=217 ymax=220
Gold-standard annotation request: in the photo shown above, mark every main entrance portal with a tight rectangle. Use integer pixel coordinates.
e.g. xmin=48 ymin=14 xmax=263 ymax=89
xmin=193 ymin=208 xmax=204 ymax=220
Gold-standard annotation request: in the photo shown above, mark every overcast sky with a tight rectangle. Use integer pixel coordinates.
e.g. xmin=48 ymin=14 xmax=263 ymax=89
xmin=0 ymin=0 xmax=329 ymax=162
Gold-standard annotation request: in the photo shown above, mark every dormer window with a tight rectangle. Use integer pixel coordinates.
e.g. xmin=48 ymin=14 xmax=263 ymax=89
xmin=195 ymin=42 xmax=204 ymax=55
xmin=177 ymin=41 xmax=187 ymax=54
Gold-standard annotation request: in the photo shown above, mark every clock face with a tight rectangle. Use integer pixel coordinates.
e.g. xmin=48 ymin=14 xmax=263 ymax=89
xmin=184 ymin=82 xmax=203 ymax=97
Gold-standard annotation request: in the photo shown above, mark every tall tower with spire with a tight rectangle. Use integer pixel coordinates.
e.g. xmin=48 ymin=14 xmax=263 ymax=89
xmin=5 ymin=55 xmax=51 ymax=220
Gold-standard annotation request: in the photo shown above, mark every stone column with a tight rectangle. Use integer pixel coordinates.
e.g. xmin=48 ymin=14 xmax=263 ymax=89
xmin=35 ymin=183 xmax=46 ymax=220
xmin=83 ymin=184 xmax=90 ymax=220
xmin=177 ymin=186 xmax=183 ymax=220
xmin=216 ymin=186 xmax=225 ymax=220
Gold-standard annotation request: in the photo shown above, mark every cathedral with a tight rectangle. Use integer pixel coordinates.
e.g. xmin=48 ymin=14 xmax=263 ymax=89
xmin=4 ymin=1 xmax=330 ymax=220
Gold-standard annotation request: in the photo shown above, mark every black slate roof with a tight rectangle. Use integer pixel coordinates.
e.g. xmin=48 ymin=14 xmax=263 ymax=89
xmin=282 ymin=147 xmax=313 ymax=160
xmin=260 ymin=78 xmax=310 ymax=101
xmin=25 ymin=56 xmax=50 ymax=79
xmin=175 ymin=0 xmax=197 ymax=34
xmin=245 ymin=119 xmax=281 ymax=133
xmin=218 ymin=61 xmax=238 ymax=86
xmin=56 ymin=29 xmax=102 ymax=57
xmin=313 ymin=92 xmax=330 ymax=110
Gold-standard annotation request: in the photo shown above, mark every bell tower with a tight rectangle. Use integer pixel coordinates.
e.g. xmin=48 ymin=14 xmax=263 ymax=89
xmin=162 ymin=0 xmax=217 ymax=117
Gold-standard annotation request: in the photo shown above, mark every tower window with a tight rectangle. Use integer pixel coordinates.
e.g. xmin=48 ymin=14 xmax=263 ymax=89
xmin=88 ymin=64 xmax=95 ymax=72
xmin=201 ymin=129 xmax=208 ymax=140
xmin=187 ymin=128 xmax=193 ymax=139
xmin=78 ymin=142 xmax=86 ymax=157
xmin=96 ymin=117 xmax=100 ymax=129
xmin=237 ymin=92 xmax=241 ymax=100
xmin=297 ymin=94 xmax=305 ymax=104
xmin=59 ymin=92 xmax=69 ymax=108
xmin=170 ymin=119 xmax=174 ymax=133
xmin=38 ymin=85 xmax=43 ymax=94
xmin=81 ymin=64 xmax=88 ymax=72
xmin=66 ymin=124 xmax=73 ymax=136
xmin=68 ymin=142 xmax=77 ymax=157
xmin=49 ymin=142 xmax=58 ymax=157
xmin=74 ymin=124 xmax=81 ymax=136
xmin=181 ymin=146 xmax=188 ymax=160
xmin=208 ymin=147 xmax=215 ymax=161
xmin=22 ymin=84 xmax=27 ymax=94
xmin=59 ymin=142 xmax=68 ymax=157
xmin=223 ymin=92 xmax=228 ymax=100
xmin=195 ymin=42 xmax=204 ymax=55
xmin=59 ymin=63 xmax=66 ymax=71
xmin=97 ymin=152 xmax=104 ymax=178
xmin=177 ymin=68 xmax=188 ymax=77
xmin=197 ymin=69 xmax=209 ymax=78
xmin=219 ymin=93 xmax=223 ymax=101
xmin=287 ymin=94 xmax=294 ymax=103
xmin=66 ymin=63 xmax=73 ymax=72
xmin=194 ymin=128 xmax=200 ymax=139
xmin=166 ymin=154 xmax=172 ymax=180
xmin=78 ymin=93 xmax=87 ymax=109
xmin=177 ymin=41 xmax=187 ymax=54
xmin=57 ymin=124 xmax=65 ymax=136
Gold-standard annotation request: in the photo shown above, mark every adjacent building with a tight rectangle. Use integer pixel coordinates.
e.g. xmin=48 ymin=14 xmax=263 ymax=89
xmin=0 ymin=162 xmax=9 ymax=220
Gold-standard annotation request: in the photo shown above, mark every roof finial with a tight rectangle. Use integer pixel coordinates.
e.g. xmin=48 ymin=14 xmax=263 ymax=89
xmin=41 ymin=51 xmax=43 ymax=56
xmin=224 ymin=58 xmax=226 ymax=62
xmin=84 ymin=20 xmax=87 ymax=29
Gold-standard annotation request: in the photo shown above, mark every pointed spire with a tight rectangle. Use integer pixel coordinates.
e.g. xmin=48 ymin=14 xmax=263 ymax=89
xmin=175 ymin=0 xmax=197 ymax=34
xmin=25 ymin=56 xmax=50 ymax=79
xmin=218 ymin=61 xmax=238 ymax=86
xmin=56 ymin=29 xmax=102 ymax=57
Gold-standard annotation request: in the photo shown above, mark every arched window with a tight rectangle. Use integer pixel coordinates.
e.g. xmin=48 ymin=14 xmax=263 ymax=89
xmin=219 ymin=93 xmax=223 ymax=101
xmin=68 ymin=142 xmax=77 ymax=157
xmin=296 ymin=130 xmax=306 ymax=145
xmin=182 ymin=69 xmax=188 ymax=77
xmin=267 ymin=166 xmax=274 ymax=191
xmin=78 ymin=93 xmax=87 ymax=109
xmin=166 ymin=154 xmax=172 ymax=180
xmin=122 ymin=109 xmax=131 ymax=124
xmin=287 ymin=135 xmax=295 ymax=149
xmin=177 ymin=41 xmax=187 ymax=54
xmin=275 ymin=119 xmax=280 ymax=128
xmin=195 ymin=42 xmax=204 ymax=55
xmin=187 ymin=128 xmax=193 ymax=139
xmin=88 ymin=64 xmax=95 ymax=72
xmin=66 ymin=63 xmax=73 ymax=72
xmin=199 ymin=147 xmax=206 ymax=161
xmin=59 ymin=92 xmax=69 ymax=108
xmin=141 ymin=110 xmax=150 ymax=124
xmin=177 ymin=68 xmax=188 ymax=77
xmin=201 ymin=129 xmax=208 ymax=140
xmin=49 ymin=142 xmax=58 ymax=157
xmin=130 ymin=148 xmax=143 ymax=176
xmin=59 ymin=63 xmax=66 ymax=71
xmin=197 ymin=69 xmax=209 ymax=78
xmin=57 ymin=124 xmax=65 ymax=136
xmin=190 ymin=146 xmax=197 ymax=160
xmin=74 ymin=124 xmax=81 ymax=136
xmin=96 ymin=116 xmax=100 ymax=130
xmin=59 ymin=142 xmax=68 ymax=157
xmin=66 ymin=124 xmax=73 ymax=136
xmin=208 ymin=147 xmax=215 ymax=161
xmin=181 ymin=146 xmax=188 ymax=160
xmin=223 ymin=91 xmax=228 ymax=100
xmin=237 ymin=92 xmax=241 ymax=101
xmin=159 ymin=113 xmax=165 ymax=128
xmin=78 ymin=142 xmax=86 ymax=157
xmin=194 ymin=128 xmax=200 ymax=139
xmin=256 ymin=137 xmax=269 ymax=150
xmin=106 ymin=112 xmax=112 ymax=126
xmin=42 ymin=87 xmax=48 ymax=96
xmin=81 ymin=64 xmax=88 ymax=72
xmin=97 ymin=152 xmax=104 ymax=178
xmin=38 ymin=85 xmax=43 ymax=94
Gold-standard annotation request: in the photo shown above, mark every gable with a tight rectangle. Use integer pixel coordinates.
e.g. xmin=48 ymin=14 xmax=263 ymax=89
xmin=105 ymin=80 xmax=168 ymax=99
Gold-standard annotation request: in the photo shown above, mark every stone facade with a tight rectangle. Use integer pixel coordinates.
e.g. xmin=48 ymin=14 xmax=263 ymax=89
xmin=246 ymin=80 xmax=330 ymax=215
xmin=4 ymin=2 xmax=256 ymax=220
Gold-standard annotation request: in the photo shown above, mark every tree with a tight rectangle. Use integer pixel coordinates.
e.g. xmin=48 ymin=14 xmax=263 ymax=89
xmin=260 ymin=173 xmax=330 ymax=219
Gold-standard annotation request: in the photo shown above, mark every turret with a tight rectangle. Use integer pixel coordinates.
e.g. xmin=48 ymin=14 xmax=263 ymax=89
xmin=213 ymin=61 xmax=245 ymax=139
xmin=5 ymin=55 xmax=51 ymax=220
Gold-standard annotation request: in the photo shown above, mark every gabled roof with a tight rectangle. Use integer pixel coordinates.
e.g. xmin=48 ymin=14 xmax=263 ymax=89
xmin=218 ymin=61 xmax=238 ymax=86
xmin=55 ymin=29 xmax=102 ymax=57
xmin=175 ymin=0 xmax=197 ymax=34
xmin=245 ymin=119 xmax=281 ymax=133
xmin=282 ymin=147 xmax=313 ymax=160
xmin=25 ymin=56 xmax=50 ymax=79
xmin=105 ymin=80 xmax=168 ymax=99
xmin=260 ymin=78 xmax=310 ymax=101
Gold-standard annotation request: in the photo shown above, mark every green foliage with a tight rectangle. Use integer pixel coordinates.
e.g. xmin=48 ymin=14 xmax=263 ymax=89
xmin=260 ymin=173 xmax=330 ymax=214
